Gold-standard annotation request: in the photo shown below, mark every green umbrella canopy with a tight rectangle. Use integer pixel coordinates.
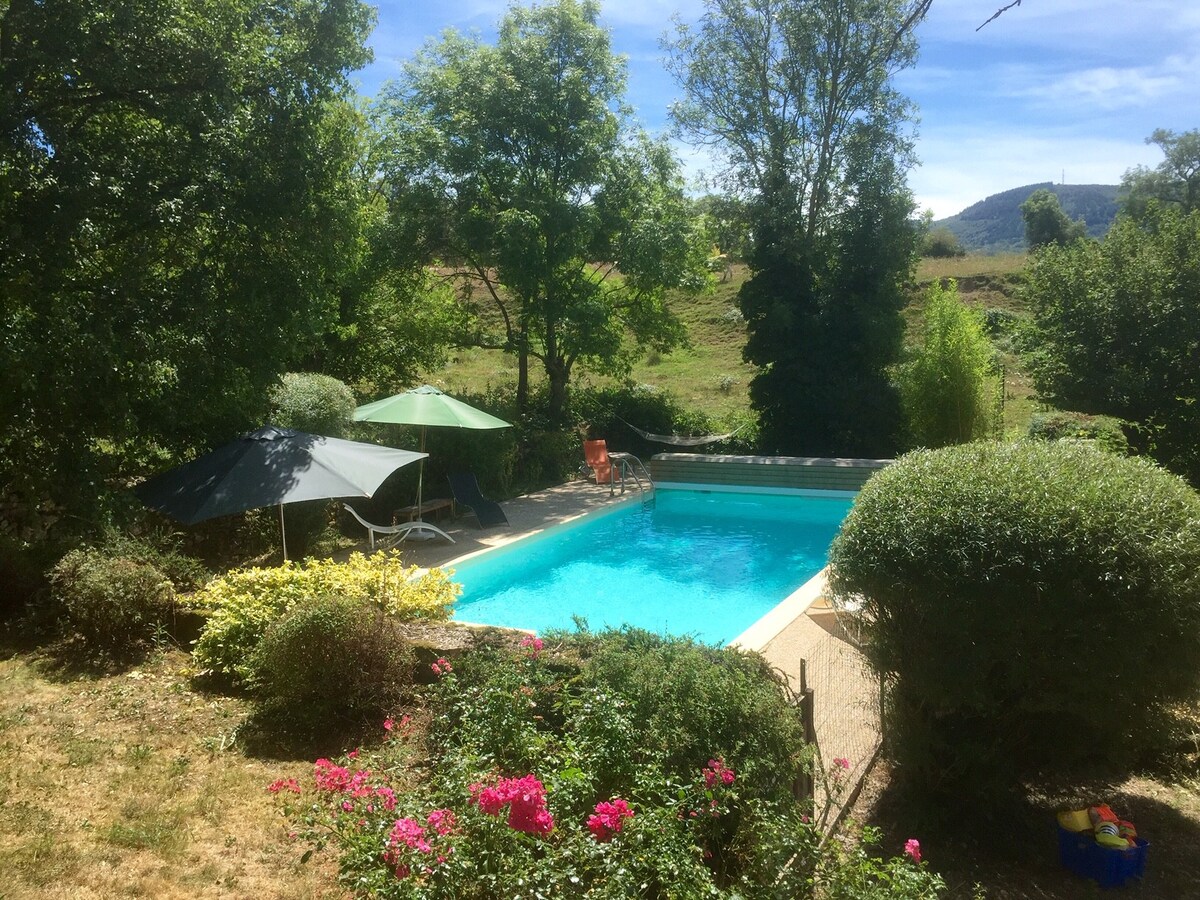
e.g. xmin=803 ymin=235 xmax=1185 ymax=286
xmin=353 ymin=386 xmax=511 ymax=528
xmin=353 ymin=384 xmax=511 ymax=430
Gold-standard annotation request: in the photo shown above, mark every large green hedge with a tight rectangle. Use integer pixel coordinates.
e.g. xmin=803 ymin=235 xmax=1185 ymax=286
xmin=829 ymin=441 xmax=1200 ymax=799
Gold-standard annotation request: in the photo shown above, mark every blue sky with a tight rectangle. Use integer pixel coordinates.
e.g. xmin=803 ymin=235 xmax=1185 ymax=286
xmin=353 ymin=1 xmax=1200 ymax=219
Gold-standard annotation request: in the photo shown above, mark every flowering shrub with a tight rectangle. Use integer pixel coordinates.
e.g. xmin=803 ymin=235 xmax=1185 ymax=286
xmin=192 ymin=551 xmax=458 ymax=682
xmin=269 ymin=632 xmax=946 ymax=898
xmin=820 ymin=826 xmax=945 ymax=900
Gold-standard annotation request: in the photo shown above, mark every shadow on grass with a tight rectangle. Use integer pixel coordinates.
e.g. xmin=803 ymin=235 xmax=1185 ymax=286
xmin=861 ymin=763 xmax=1200 ymax=899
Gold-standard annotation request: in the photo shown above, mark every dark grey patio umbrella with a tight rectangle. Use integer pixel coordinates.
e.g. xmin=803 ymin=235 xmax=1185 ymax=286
xmin=134 ymin=425 xmax=427 ymax=558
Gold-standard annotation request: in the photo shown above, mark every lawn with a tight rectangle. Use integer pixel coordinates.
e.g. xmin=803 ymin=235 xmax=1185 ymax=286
xmin=0 ymin=646 xmax=344 ymax=900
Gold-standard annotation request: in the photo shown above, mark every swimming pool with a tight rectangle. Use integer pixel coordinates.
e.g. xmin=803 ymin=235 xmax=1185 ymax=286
xmin=450 ymin=488 xmax=853 ymax=644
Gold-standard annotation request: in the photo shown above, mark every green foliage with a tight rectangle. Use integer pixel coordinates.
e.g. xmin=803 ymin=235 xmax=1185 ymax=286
xmin=920 ymin=226 xmax=966 ymax=258
xmin=558 ymin=628 xmax=809 ymax=802
xmin=0 ymin=0 xmax=376 ymax=527
xmin=250 ymin=596 xmax=415 ymax=736
xmin=1120 ymin=127 xmax=1200 ymax=219
xmin=304 ymin=215 xmax=465 ymax=395
xmin=1027 ymin=411 xmax=1129 ymax=455
xmin=829 ymin=441 xmax=1200 ymax=802
xmin=268 ymin=373 xmax=356 ymax=437
xmin=192 ymin=552 xmax=458 ymax=684
xmin=819 ymin=828 xmax=945 ymax=899
xmin=268 ymin=371 xmax=358 ymax=556
xmin=1024 ymin=205 xmax=1200 ymax=484
xmin=666 ymin=0 xmax=920 ymax=457
xmin=899 ymin=280 xmax=999 ymax=448
xmin=49 ymin=549 xmax=175 ymax=654
xmin=1021 ymin=188 xmax=1087 ymax=249
xmin=374 ymin=0 xmax=708 ymax=421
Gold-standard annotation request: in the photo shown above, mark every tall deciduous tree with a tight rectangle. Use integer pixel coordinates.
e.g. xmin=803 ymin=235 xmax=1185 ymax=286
xmin=1121 ymin=127 xmax=1200 ymax=219
xmin=665 ymin=0 xmax=923 ymax=457
xmin=0 ymin=0 xmax=375 ymax=523
xmin=1020 ymin=188 xmax=1086 ymax=249
xmin=1025 ymin=205 xmax=1200 ymax=485
xmin=373 ymin=0 xmax=707 ymax=421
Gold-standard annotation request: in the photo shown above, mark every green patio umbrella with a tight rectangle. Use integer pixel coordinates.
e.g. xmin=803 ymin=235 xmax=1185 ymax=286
xmin=353 ymin=385 xmax=511 ymax=539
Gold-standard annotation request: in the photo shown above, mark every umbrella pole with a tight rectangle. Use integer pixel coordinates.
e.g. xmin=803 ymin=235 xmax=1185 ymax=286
xmin=279 ymin=503 xmax=289 ymax=561
xmin=415 ymin=426 xmax=426 ymax=521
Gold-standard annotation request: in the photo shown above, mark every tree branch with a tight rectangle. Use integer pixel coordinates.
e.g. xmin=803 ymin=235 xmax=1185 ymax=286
xmin=977 ymin=0 xmax=1022 ymax=31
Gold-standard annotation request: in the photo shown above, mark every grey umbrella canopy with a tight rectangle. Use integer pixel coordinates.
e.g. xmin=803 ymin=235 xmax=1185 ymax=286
xmin=135 ymin=425 xmax=427 ymax=558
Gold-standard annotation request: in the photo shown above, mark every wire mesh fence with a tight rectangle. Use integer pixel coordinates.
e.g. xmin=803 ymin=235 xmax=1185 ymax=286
xmin=798 ymin=626 xmax=882 ymax=828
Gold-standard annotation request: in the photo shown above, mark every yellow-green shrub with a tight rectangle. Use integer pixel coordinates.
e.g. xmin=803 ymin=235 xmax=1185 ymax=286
xmin=192 ymin=551 xmax=458 ymax=683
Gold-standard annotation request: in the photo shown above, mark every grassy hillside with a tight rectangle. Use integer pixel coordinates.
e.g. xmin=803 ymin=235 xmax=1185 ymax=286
xmin=423 ymin=253 xmax=1040 ymax=437
xmin=934 ymin=183 xmax=1118 ymax=253
xmin=422 ymin=269 xmax=758 ymax=423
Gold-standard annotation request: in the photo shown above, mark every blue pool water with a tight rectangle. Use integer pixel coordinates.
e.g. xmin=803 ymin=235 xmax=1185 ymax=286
xmin=450 ymin=489 xmax=853 ymax=644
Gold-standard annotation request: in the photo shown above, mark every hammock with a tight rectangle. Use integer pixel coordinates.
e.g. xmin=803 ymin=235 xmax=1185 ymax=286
xmin=619 ymin=417 xmax=743 ymax=447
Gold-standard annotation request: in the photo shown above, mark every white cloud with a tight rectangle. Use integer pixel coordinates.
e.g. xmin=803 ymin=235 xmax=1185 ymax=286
xmin=1004 ymin=54 xmax=1200 ymax=113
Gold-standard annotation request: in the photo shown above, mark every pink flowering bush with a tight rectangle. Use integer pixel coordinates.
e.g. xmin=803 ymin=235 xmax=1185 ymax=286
xmin=267 ymin=630 xmax=945 ymax=898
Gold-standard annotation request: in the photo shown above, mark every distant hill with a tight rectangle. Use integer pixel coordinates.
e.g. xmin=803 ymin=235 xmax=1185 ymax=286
xmin=933 ymin=183 xmax=1120 ymax=254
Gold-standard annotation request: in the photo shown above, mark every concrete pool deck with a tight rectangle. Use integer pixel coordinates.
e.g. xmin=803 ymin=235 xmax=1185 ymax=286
xmin=371 ymin=478 xmax=881 ymax=800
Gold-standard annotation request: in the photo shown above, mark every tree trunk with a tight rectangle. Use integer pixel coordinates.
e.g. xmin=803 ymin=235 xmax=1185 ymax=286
xmin=513 ymin=324 xmax=528 ymax=415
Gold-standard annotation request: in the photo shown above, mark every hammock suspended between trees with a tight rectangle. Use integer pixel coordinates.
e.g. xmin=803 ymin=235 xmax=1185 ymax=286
xmin=619 ymin=418 xmax=743 ymax=447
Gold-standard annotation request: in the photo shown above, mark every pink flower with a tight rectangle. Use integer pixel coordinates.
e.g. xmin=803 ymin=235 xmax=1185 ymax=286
xmin=376 ymin=786 xmax=398 ymax=812
xmin=431 ymin=657 xmax=453 ymax=675
xmin=383 ymin=717 xmax=394 ymax=732
xmin=267 ymin=777 xmax=301 ymax=795
xmin=468 ymin=774 xmax=554 ymax=835
xmin=388 ymin=817 xmax=432 ymax=854
xmin=703 ymin=758 xmax=736 ymax=789
xmin=904 ymin=838 xmax=922 ymax=863
xmin=519 ymin=635 xmax=544 ymax=658
xmin=587 ymin=798 xmax=635 ymax=842
xmin=427 ymin=808 xmax=457 ymax=836
xmin=314 ymin=759 xmax=352 ymax=792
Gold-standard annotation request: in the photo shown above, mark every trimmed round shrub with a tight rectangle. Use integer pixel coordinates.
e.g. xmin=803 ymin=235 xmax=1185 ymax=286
xmin=268 ymin=371 xmax=355 ymax=437
xmin=250 ymin=596 xmax=415 ymax=735
xmin=829 ymin=441 xmax=1200 ymax=799
xmin=49 ymin=549 xmax=175 ymax=653
xmin=269 ymin=372 xmax=357 ymax=555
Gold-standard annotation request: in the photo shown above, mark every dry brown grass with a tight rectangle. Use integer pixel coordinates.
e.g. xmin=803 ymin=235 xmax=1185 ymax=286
xmin=0 ymin=648 xmax=346 ymax=900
